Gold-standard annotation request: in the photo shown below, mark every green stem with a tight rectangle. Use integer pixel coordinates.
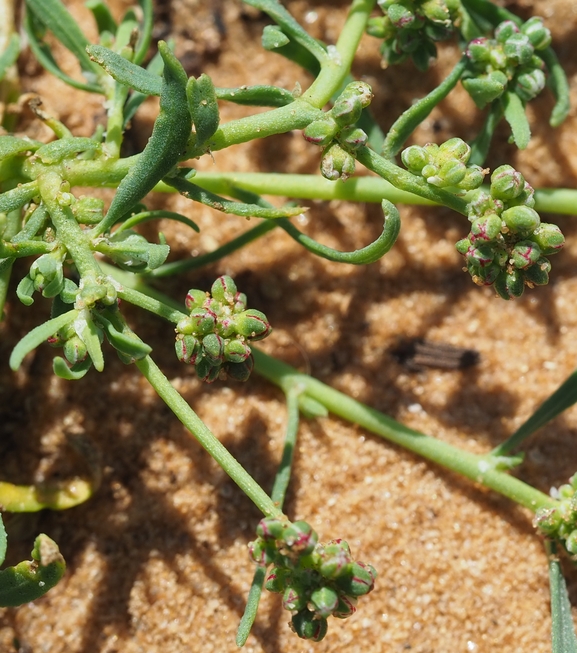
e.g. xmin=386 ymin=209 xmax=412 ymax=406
xmin=37 ymin=172 xmax=102 ymax=278
xmin=193 ymin=102 xmax=323 ymax=157
xmin=252 ymin=349 xmax=556 ymax=512
xmin=382 ymin=56 xmax=468 ymax=159
xmin=135 ymin=355 xmax=284 ymax=519
xmin=302 ymin=0 xmax=376 ymax=107
xmin=355 ymin=147 xmax=469 ymax=214
xmin=190 ymin=171 xmax=435 ymax=206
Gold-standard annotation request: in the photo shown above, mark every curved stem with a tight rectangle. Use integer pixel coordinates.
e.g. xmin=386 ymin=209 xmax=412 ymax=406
xmin=252 ymin=349 xmax=557 ymax=513
xmin=135 ymin=355 xmax=284 ymax=519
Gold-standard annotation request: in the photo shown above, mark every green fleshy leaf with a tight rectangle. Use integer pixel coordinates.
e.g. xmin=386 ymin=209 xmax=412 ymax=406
xmin=548 ymin=541 xmax=577 ymax=653
xmin=215 ymin=85 xmax=294 ymax=107
xmin=166 ymin=175 xmax=305 ymax=219
xmin=85 ymin=0 xmax=117 ymax=35
xmin=0 ymin=135 xmax=42 ymax=161
xmin=0 ymin=181 xmax=39 ymax=214
xmin=86 ymin=43 xmax=162 ymax=95
xmin=502 ymin=90 xmax=531 ymax=149
xmin=10 ymin=309 xmax=78 ymax=370
xmin=53 ymin=356 xmax=92 ymax=380
xmin=35 ymin=137 xmax=99 ymax=164
xmin=493 ymin=369 xmax=577 ymax=456
xmin=0 ymin=534 xmax=66 ymax=607
xmin=25 ymin=0 xmax=97 ymax=75
xmin=75 ymin=311 xmax=105 ymax=372
xmin=0 ymin=33 xmax=21 ymax=82
xmin=187 ymin=74 xmax=220 ymax=146
xmin=277 ymin=198 xmax=400 ymax=264
xmin=115 ymin=209 xmax=199 ymax=234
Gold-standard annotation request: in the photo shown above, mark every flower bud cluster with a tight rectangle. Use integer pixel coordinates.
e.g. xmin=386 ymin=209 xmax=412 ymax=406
xmin=249 ymin=518 xmax=376 ymax=642
xmin=303 ymin=82 xmax=373 ymax=182
xmin=534 ymin=474 xmax=577 ymax=556
xmin=367 ymin=0 xmax=461 ymax=71
xmin=455 ymin=165 xmax=564 ymax=299
xmin=462 ymin=17 xmax=551 ymax=108
xmin=401 ymin=137 xmax=486 ymax=193
xmin=175 ymin=275 xmax=271 ymax=383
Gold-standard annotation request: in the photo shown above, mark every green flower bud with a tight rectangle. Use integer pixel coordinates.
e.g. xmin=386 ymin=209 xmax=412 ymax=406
xmin=336 ymin=561 xmax=377 ymax=597
xmin=366 ymin=15 xmax=393 ymax=39
xmin=565 ymin=530 xmax=577 ymax=555
xmin=210 ymin=274 xmax=238 ymax=304
xmin=505 ymin=181 xmax=535 ymax=209
xmin=73 ymin=196 xmax=104 ymax=224
xmin=290 ymin=610 xmax=328 ymax=642
xmin=455 ymin=237 xmax=471 ymax=255
xmin=345 ymin=81 xmax=373 ymax=108
xmin=264 ymin=567 xmax=290 ymax=593
xmin=430 ymin=159 xmax=467 ymax=187
xmin=331 ymin=96 xmax=363 ymax=128
xmin=320 ymin=143 xmax=356 ymax=181
xmin=318 ymin=539 xmax=353 ymax=579
xmin=282 ymin=520 xmax=318 ymax=554
xmin=224 ymin=338 xmax=251 ymax=363
xmin=438 ymin=137 xmax=471 ymax=164
xmin=333 ymin=594 xmax=358 ymax=619
xmin=491 ymin=165 xmax=525 ymax=201
xmin=233 ymin=309 xmax=272 ymax=341
xmin=188 ymin=308 xmax=218 ymax=336
xmin=465 ymin=243 xmax=495 ymax=268
xmin=303 ymin=118 xmax=339 ymax=147
xmin=494 ymin=269 xmax=525 ymax=300
xmin=97 ymin=230 xmax=170 ymax=272
xmin=529 ymin=223 xmax=565 ymax=255
xmin=470 ymin=261 xmax=502 ymax=286
xmin=460 ymin=165 xmax=486 ymax=191
xmin=489 ymin=46 xmax=507 ymax=70
xmin=521 ymin=17 xmax=551 ymax=50
xmin=195 ymin=356 xmax=221 ymax=383
xmin=501 ymin=205 xmax=540 ymax=235
xmin=174 ymin=335 xmax=200 ymax=365
xmin=421 ymin=0 xmax=451 ymax=25
xmin=495 ymin=20 xmax=519 ymax=45
xmin=466 ymin=37 xmax=492 ymax=64
xmin=421 ymin=162 xmax=439 ymax=180
xmin=514 ymin=67 xmax=546 ymax=102
xmin=257 ymin=518 xmax=286 ymax=541
xmin=511 ymin=240 xmax=542 ymax=269
xmin=503 ymin=32 xmax=534 ymax=66
xmin=185 ymin=289 xmax=207 ymax=312
xmin=470 ymin=213 xmax=502 ymax=243
xmin=524 ymin=257 xmax=551 ymax=286
xmin=249 ymin=538 xmax=276 ymax=566
xmin=63 ymin=335 xmax=88 ymax=365
xmin=387 ymin=2 xmax=416 ymax=29
xmin=339 ymin=126 xmax=368 ymax=150
xmin=223 ymin=355 xmax=254 ymax=382
xmin=233 ymin=292 xmax=247 ymax=313
xmin=59 ymin=279 xmax=79 ymax=304
xmin=462 ymin=70 xmax=508 ymax=109
xmin=202 ymin=332 xmax=225 ymax=364
xmin=401 ymin=145 xmax=429 ymax=173
xmin=309 ymin=586 xmax=339 ymax=619
xmin=283 ymin=582 xmax=308 ymax=612
xmin=467 ymin=189 xmax=501 ymax=220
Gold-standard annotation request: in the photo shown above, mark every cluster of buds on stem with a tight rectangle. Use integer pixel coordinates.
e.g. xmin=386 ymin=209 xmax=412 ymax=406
xmin=175 ymin=275 xmax=271 ymax=383
xmin=249 ymin=518 xmax=376 ymax=642
xmin=534 ymin=474 xmax=577 ymax=557
xmin=401 ymin=137 xmax=486 ymax=193
xmin=367 ymin=0 xmax=461 ymax=70
xmin=462 ymin=17 xmax=552 ymax=108
xmin=455 ymin=164 xmax=564 ymax=299
xmin=303 ymin=81 xmax=373 ymax=182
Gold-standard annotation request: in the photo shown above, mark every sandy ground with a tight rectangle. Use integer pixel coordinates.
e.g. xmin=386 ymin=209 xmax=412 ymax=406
xmin=1 ymin=1 xmax=577 ymax=651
